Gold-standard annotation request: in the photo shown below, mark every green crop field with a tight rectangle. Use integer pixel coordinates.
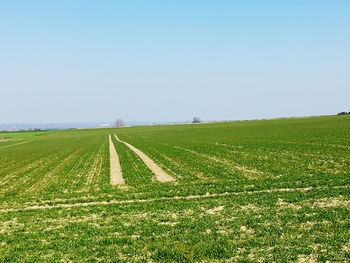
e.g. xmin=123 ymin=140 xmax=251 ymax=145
xmin=0 ymin=115 xmax=349 ymax=262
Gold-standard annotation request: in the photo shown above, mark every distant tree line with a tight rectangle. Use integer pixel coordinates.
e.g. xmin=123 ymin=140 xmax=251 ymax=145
xmin=337 ymin=112 xmax=350 ymax=115
xmin=19 ymin=128 xmax=42 ymax=132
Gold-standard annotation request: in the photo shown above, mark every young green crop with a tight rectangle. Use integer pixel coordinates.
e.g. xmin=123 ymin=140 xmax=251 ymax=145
xmin=0 ymin=115 xmax=349 ymax=262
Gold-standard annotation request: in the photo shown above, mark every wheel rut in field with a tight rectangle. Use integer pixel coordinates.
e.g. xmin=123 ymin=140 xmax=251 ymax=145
xmin=0 ymin=184 xmax=348 ymax=213
xmin=114 ymin=134 xmax=174 ymax=182
xmin=109 ymin=135 xmax=125 ymax=185
xmin=0 ymin=140 xmax=31 ymax=150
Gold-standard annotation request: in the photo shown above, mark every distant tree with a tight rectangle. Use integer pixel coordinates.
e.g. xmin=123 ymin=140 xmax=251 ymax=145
xmin=337 ymin=112 xmax=350 ymax=115
xmin=192 ymin=117 xmax=201 ymax=123
xmin=115 ymin=118 xmax=125 ymax=127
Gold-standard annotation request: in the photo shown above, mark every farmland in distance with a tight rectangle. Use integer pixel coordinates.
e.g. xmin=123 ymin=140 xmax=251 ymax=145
xmin=0 ymin=115 xmax=349 ymax=262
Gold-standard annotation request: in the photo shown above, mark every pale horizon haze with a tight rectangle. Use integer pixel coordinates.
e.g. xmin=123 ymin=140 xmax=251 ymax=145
xmin=1 ymin=1 xmax=349 ymax=124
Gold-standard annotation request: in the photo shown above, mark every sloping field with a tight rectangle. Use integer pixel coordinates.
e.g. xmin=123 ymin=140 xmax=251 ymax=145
xmin=0 ymin=115 xmax=349 ymax=262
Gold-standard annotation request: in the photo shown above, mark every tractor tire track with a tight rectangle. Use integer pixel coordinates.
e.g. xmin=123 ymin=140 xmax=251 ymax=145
xmin=109 ymin=135 xmax=124 ymax=185
xmin=114 ymin=135 xmax=174 ymax=183
xmin=0 ymin=185 xmax=348 ymax=213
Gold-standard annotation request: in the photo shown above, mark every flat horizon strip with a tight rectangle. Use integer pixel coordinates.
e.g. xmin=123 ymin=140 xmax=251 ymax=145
xmin=114 ymin=134 xmax=174 ymax=182
xmin=109 ymin=135 xmax=125 ymax=185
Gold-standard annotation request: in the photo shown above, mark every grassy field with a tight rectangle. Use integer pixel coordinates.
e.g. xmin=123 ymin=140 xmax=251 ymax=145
xmin=0 ymin=115 xmax=349 ymax=262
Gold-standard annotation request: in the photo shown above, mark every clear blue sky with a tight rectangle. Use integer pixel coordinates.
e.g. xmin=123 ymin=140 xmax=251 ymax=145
xmin=1 ymin=0 xmax=349 ymax=123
